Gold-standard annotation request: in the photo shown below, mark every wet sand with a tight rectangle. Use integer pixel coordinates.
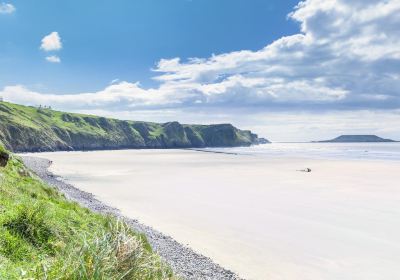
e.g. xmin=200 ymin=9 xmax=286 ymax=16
xmin=26 ymin=149 xmax=400 ymax=280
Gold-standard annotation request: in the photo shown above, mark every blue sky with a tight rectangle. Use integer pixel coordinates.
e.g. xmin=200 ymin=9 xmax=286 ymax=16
xmin=0 ymin=0 xmax=299 ymax=92
xmin=1 ymin=0 xmax=400 ymax=141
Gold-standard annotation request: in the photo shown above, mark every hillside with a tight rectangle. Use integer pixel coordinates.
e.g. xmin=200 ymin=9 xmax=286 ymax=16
xmin=317 ymin=135 xmax=396 ymax=143
xmin=0 ymin=146 xmax=175 ymax=279
xmin=0 ymin=101 xmax=266 ymax=152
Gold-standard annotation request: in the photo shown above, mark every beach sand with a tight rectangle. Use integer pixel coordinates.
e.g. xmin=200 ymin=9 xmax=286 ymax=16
xmin=27 ymin=149 xmax=400 ymax=280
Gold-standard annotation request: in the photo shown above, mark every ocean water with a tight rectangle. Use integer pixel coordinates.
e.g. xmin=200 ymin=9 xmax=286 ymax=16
xmin=206 ymin=142 xmax=400 ymax=161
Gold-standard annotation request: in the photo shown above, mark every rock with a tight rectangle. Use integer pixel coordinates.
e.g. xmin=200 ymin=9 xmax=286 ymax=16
xmin=0 ymin=151 xmax=9 ymax=167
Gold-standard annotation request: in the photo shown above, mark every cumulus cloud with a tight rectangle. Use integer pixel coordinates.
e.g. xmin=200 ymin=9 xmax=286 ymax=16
xmin=40 ymin=32 xmax=62 ymax=51
xmin=149 ymin=0 xmax=400 ymax=109
xmin=45 ymin=55 xmax=61 ymax=63
xmin=0 ymin=2 xmax=15 ymax=14
xmin=1 ymin=0 xmax=400 ymax=138
xmin=0 ymin=83 xmax=178 ymax=111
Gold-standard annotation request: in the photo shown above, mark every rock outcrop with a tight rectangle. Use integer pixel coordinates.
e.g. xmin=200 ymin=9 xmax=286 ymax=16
xmin=0 ymin=147 xmax=9 ymax=167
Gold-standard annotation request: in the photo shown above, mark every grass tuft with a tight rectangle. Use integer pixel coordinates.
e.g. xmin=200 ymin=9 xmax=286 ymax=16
xmin=3 ymin=202 xmax=55 ymax=249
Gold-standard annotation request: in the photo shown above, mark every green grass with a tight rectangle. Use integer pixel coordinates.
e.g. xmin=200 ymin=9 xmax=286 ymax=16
xmin=0 ymin=148 xmax=176 ymax=280
xmin=0 ymin=101 xmax=258 ymax=152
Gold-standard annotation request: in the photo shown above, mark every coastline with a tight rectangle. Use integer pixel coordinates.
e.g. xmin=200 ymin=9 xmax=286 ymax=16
xmin=22 ymin=156 xmax=242 ymax=280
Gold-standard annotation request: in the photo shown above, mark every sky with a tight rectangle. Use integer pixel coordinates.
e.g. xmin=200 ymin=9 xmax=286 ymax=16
xmin=1 ymin=0 xmax=399 ymax=142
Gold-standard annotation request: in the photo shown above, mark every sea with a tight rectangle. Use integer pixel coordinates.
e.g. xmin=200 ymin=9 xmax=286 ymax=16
xmin=206 ymin=142 xmax=400 ymax=161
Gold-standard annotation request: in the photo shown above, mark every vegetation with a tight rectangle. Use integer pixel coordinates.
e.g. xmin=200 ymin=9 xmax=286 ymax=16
xmin=0 ymin=101 xmax=263 ymax=152
xmin=0 ymin=147 xmax=176 ymax=279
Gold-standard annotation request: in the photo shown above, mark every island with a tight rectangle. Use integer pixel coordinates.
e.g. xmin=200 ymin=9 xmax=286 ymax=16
xmin=316 ymin=135 xmax=396 ymax=143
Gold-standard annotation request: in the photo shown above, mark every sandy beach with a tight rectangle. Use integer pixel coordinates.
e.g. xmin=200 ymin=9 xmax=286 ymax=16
xmin=25 ymin=149 xmax=400 ymax=280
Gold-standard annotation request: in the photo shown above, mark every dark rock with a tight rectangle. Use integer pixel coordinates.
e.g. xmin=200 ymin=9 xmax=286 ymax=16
xmin=0 ymin=151 xmax=9 ymax=167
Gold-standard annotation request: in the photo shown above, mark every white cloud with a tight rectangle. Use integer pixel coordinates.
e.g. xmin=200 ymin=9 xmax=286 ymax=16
xmin=0 ymin=83 xmax=174 ymax=110
xmin=149 ymin=0 xmax=400 ymax=108
xmin=0 ymin=2 xmax=15 ymax=14
xmin=40 ymin=32 xmax=62 ymax=51
xmin=45 ymin=55 xmax=61 ymax=63
xmin=8 ymin=0 xmax=400 ymax=110
xmin=1 ymin=83 xmax=399 ymax=141
xmin=1 ymin=0 xmax=400 ymax=140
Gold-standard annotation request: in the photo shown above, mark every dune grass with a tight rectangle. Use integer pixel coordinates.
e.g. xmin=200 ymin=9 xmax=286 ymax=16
xmin=0 ymin=148 xmax=176 ymax=280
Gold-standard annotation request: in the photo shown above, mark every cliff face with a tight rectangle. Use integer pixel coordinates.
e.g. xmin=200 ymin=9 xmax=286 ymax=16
xmin=0 ymin=102 xmax=265 ymax=152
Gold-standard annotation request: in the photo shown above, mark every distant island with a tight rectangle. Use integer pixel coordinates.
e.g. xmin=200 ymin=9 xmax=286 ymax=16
xmin=316 ymin=135 xmax=397 ymax=143
xmin=0 ymin=101 xmax=268 ymax=152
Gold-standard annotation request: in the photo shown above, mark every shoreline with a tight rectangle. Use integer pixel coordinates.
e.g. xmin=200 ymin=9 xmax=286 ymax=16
xmin=184 ymin=148 xmax=239 ymax=155
xmin=22 ymin=156 xmax=242 ymax=280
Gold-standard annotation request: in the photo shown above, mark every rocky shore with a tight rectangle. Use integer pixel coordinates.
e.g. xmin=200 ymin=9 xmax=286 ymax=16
xmin=22 ymin=156 xmax=242 ymax=280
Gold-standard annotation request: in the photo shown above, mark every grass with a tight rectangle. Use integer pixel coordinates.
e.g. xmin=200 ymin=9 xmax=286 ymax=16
xmin=0 ymin=147 xmax=176 ymax=280
xmin=0 ymin=101 xmax=257 ymax=152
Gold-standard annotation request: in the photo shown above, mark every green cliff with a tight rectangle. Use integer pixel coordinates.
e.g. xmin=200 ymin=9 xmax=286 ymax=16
xmin=0 ymin=101 xmax=265 ymax=152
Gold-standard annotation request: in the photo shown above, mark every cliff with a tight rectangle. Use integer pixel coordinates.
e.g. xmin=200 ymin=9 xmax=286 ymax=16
xmin=0 ymin=101 xmax=266 ymax=152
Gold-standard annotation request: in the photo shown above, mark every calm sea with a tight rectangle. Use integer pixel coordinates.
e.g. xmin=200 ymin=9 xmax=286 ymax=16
xmin=207 ymin=142 xmax=400 ymax=161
